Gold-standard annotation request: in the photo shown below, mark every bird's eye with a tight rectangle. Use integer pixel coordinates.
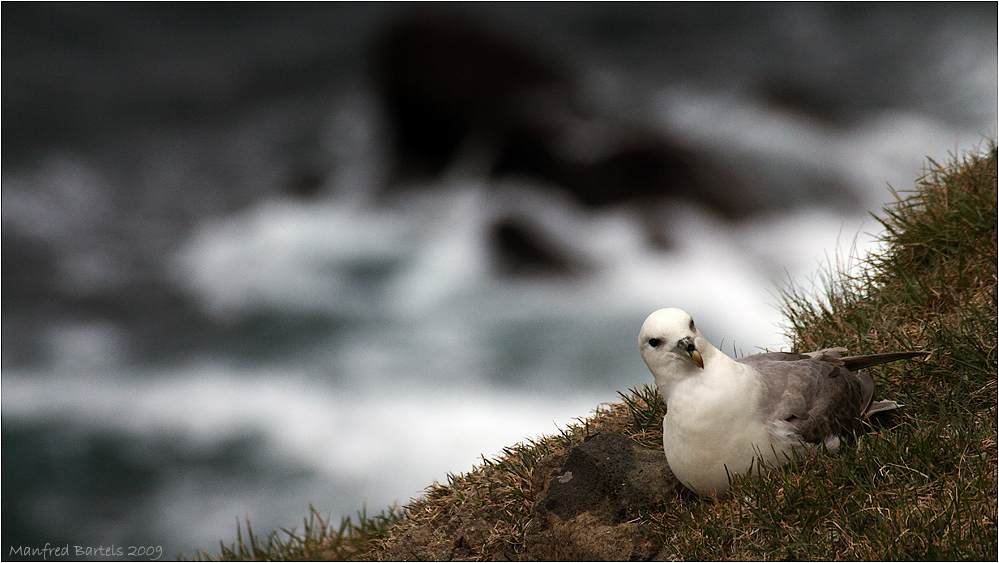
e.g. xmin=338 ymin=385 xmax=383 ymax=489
xmin=648 ymin=338 xmax=662 ymax=348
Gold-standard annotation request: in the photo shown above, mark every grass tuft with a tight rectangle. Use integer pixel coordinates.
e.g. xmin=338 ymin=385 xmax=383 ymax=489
xmin=188 ymin=504 xmax=403 ymax=561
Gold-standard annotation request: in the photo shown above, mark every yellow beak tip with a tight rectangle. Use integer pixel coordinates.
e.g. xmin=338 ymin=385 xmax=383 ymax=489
xmin=691 ymin=349 xmax=705 ymax=369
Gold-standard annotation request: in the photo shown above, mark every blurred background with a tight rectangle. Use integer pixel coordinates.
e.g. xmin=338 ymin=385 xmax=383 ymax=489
xmin=2 ymin=3 xmax=995 ymax=559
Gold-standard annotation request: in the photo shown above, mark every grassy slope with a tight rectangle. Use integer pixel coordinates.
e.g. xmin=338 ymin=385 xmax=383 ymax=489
xmin=196 ymin=143 xmax=997 ymax=561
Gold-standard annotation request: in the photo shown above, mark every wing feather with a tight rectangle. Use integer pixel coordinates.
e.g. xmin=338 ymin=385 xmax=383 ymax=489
xmin=735 ymin=348 xmax=925 ymax=446
xmin=737 ymin=355 xmax=863 ymax=445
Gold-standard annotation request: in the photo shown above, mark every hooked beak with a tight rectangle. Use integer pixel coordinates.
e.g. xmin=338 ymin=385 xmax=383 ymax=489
xmin=677 ymin=337 xmax=705 ymax=369
xmin=690 ymin=349 xmax=704 ymax=369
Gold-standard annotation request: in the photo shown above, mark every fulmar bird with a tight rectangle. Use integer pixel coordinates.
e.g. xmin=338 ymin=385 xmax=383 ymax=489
xmin=638 ymin=307 xmax=928 ymax=496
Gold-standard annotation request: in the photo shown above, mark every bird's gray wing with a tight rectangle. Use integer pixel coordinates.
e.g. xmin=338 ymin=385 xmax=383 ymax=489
xmin=736 ymin=349 xmax=926 ymax=444
xmin=736 ymin=353 xmax=867 ymax=445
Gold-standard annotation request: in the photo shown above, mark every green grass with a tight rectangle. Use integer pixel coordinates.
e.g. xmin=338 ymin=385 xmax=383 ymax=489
xmin=194 ymin=142 xmax=997 ymax=561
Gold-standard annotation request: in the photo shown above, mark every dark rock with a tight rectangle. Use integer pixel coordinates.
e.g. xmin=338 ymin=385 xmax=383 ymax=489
xmin=375 ymin=15 xmax=758 ymax=218
xmin=534 ymin=432 xmax=676 ymax=524
xmin=2 ymin=231 xmax=59 ymax=313
xmin=284 ymin=168 xmax=326 ymax=199
xmin=488 ymin=215 xmax=589 ymax=278
xmin=493 ymin=124 xmax=745 ymax=215
xmin=377 ymin=14 xmax=569 ymax=177
xmin=758 ymin=78 xmax=849 ymax=125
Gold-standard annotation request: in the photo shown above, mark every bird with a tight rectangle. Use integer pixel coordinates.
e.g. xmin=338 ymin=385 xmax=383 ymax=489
xmin=638 ymin=307 xmax=928 ymax=496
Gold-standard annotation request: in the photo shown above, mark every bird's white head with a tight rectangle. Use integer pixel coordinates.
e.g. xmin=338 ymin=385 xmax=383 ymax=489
xmin=638 ymin=308 xmax=715 ymax=395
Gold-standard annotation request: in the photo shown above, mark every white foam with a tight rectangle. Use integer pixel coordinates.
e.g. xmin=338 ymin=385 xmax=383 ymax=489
xmin=170 ymin=198 xmax=414 ymax=319
xmin=2 ymin=364 xmax=606 ymax=502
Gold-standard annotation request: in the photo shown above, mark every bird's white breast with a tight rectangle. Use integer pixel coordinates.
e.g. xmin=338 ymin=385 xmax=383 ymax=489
xmin=660 ymin=363 xmax=778 ymax=495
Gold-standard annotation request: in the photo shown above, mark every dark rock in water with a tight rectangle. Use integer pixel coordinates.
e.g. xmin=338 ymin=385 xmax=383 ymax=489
xmin=488 ymin=215 xmax=590 ymax=278
xmin=284 ymin=168 xmax=327 ymax=200
xmin=377 ymin=14 xmax=569 ymax=177
xmin=757 ymin=77 xmax=849 ymax=125
xmin=525 ymin=432 xmax=678 ymax=560
xmin=376 ymin=15 xmax=756 ymax=218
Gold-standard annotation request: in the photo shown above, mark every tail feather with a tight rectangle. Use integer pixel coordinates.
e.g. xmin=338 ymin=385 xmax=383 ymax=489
xmin=810 ymin=349 xmax=928 ymax=417
xmin=842 ymin=351 xmax=930 ymax=372
xmin=866 ymin=399 xmax=904 ymax=416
